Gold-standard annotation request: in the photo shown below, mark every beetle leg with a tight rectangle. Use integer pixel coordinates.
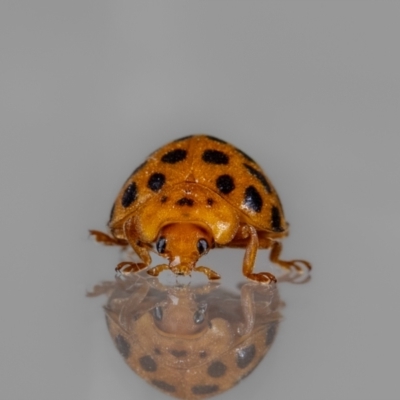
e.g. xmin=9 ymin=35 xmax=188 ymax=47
xmin=116 ymin=261 xmax=148 ymax=274
xmin=242 ymin=225 xmax=277 ymax=284
xmin=269 ymin=241 xmax=312 ymax=273
xmin=147 ymin=264 xmax=169 ymax=277
xmin=194 ymin=266 xmax=221 ymax=280
xmin=89 ymin=230 xmax=127 ymax=246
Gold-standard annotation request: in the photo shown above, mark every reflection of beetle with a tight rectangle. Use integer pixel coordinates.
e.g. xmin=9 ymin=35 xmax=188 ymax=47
xmin=89 ymin=275 xmax=282 ymax=399
xmin=90 ymin=134 xmax=311 ymax=283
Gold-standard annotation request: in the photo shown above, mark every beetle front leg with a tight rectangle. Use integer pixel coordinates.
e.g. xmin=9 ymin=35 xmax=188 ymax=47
xmin=194 ymin=266 xmax=221 ymax=280
xmin=115 ymin=219 xmax=153 ymax=275
xmin=116 ymin=261 xmax=149 ymax=274
xmin=147 ymin=264 xmax=169 ymax=277
xmin=242 ymin=225 xmax=277 ymax=284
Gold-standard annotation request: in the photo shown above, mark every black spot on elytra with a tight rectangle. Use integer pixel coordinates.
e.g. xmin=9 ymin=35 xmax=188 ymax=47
xmin=115 ymin=335 xmax=130 ymax=359
xmin=109 ymin=203 xmax=115 ymax=222
xmin=161 ymin=196 xmax=168 ymax=203
xmin=192 ymin=385 xmax=219 ymax=395
xmin=151 ymin=380 xmax=176 ymax=392
xmin=207 ymin=361 xmax=227 ymax=378
xmin=207 ymin=198 xmax=214 ymax=206
xmin=236 ymin=147 xmax=256 ymax=163
xmin=161 ymin=149 xmax=187 ymax=164
xmin=131 ymin=160 xmax=147 ymax=177
xmin=243 ymin=164 xmax=272 ymax=193
xmin=154 ymin=348 xmax=161 ymax=355
xmin=266 ymin=321 xmax=278 ymax=346
xmin=202 ymin=149 xmax=229 ymax=165
xmin=176 ymin=197 xmax=194 ymax=206
xmin=236 ymin=344 xmax=256 ymax=369
xmin=199 ymin=350 xmax=207 ymax=358
xmin=243 ymin=186 xmax=263 ymax=213
xmin=139 ymin=355 xmax=157 ymax=372
xmin=121 ymin=182 xmax=138 ymax=208
xmin=173 ymin=135 xmax=193 ymax=142
xmin=205 ymin=135 xmax=227 ymax=144
xmin=170 ymin=349 xmax=187 ymax=358
xmin=271 ymin=206 xmax=284 ymax=232
xmin=147 ymin=173 xmax=166 ymax=192
xmin=216 ymin=174 xmax=235 ymax=194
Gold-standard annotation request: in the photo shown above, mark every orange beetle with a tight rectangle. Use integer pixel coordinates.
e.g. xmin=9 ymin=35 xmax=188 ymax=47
xmin=90 ymin=135 xmax=311 ymax=283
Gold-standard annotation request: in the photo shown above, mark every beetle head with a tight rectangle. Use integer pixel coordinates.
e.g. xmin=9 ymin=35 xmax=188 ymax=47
xmin=155 ymin=223 xmax=213 ymax=275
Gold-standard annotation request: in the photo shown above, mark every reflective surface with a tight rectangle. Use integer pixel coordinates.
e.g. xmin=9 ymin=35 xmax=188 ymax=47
xmin=88 ymin=273 xmax=282 ymax=399
xmin=2 ymin=2 xmax=400 ymax=400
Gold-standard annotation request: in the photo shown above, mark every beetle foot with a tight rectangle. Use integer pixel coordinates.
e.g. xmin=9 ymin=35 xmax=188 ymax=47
xmin=277 ymin=259 xmax=312 ymax=274
xmin=116 ymin=261 xmax=147 ymax=274
xmin=245 ymin=272 xmax=277 ymax=284
xmin=147 ymin=264 xmax=169 ymax=277
xmin=269 ymin=241 xmax=312 ymax=274
xmin=195 ymin=266 xmax=221 ymax=280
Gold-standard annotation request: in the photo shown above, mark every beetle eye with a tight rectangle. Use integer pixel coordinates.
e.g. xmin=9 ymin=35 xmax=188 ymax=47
xmin=156 ymin=237 xmax=167 ymax=254
xmin=197 ymin=239 xmax=208 ymax=255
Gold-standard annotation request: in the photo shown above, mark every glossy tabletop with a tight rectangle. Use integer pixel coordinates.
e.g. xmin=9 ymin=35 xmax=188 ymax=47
xmin=1 ymin=2 xmax=399 ymax=400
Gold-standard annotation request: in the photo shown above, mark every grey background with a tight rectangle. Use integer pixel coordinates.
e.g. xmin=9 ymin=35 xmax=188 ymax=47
xmin=1 ymin=2 xmax=399 ymax=399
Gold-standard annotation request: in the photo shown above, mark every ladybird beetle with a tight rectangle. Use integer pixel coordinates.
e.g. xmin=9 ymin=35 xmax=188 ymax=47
xmin=88 ymin=275 xmax=281 ymax=399
xmin=90 ymin=135 xmax=311 ymax=283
